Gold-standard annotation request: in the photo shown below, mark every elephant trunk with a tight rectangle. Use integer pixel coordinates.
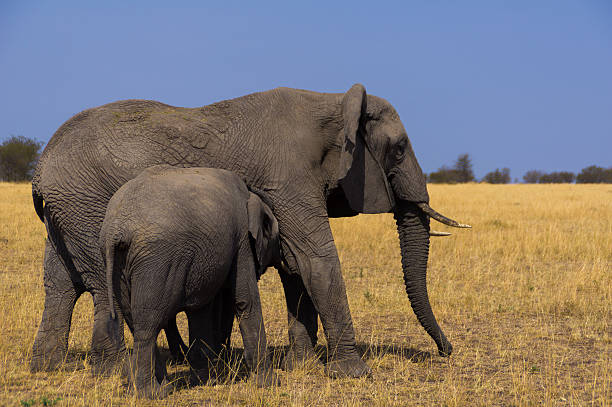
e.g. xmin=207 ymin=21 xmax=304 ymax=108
xmin=395 ymin=202 xmax=452 ymax=356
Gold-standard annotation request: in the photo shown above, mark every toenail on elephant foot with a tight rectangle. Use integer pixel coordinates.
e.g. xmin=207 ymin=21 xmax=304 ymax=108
xmin=324 ymin=357 xmax=371 ymax=378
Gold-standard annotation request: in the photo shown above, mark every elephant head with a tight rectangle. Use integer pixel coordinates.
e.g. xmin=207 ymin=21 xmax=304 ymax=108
xmin=336 ymin=84 xmax=470 ymax=356
xmin=247 ymin=192 xmax=281 ymax=276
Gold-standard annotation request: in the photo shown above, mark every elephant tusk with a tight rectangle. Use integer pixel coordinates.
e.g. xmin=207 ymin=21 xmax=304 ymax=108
xmin=430 ymin=230 xmax=451 ymax=237
xmin=417 ymin=202 xmax=472 ymax=228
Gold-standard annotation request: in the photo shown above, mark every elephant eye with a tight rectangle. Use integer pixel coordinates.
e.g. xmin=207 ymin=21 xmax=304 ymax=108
xmin=395 ymin=141 xmax=406 ymax=160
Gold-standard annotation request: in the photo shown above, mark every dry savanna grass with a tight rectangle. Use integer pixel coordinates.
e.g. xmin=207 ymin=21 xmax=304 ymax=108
xmin=0 ymin=182 xmax=610 ymax=406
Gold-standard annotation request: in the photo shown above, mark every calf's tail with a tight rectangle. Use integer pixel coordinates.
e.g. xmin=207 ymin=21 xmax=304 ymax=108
xmin=105 ymin=240 xmax=117 ymax=320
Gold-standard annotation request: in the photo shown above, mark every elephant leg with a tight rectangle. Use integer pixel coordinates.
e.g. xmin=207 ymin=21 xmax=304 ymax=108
xmin=184 ymin=283 xmax=235 ymax=379
xmin=308 ymin=251 xmax=371 ymax=378
xmin=279 ymin=271 xmax=319 ymax=370
xmin=127 ymin=329 xmax=169 ymax=399
xmin=125 ymin=272 xmax=170 ymax=398
xmin=31 ymin=240 xmax=85 ymax=372
xmin=89 ymin=288 xmax=126 ymax=375
xmin=271 ymin=196 xmax=370 ymax=378
xmin=38 ymin=204 xmax=126 ymax=375
xmin=210 ymin=280 xmax=234 ymax=358
xmin=165 ymin=315 xmax=189 ymax=364
xmin=234 ymin=242 xmax=277 ymax=387
xmin=186 ymin=306 xmax=225 ymax=385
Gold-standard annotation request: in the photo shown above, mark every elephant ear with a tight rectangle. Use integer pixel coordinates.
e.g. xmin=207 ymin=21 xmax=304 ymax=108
xmin=247 ymin=193 xmax=280 ymax=272
xmin=338 ymin=83 xmax=367 ymax=179
xmin=338 ymin=84 xmax=395 ymax=214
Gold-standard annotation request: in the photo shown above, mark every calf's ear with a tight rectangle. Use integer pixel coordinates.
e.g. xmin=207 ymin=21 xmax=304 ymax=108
xmin=247 ymin=193 xmax=280 ymax=268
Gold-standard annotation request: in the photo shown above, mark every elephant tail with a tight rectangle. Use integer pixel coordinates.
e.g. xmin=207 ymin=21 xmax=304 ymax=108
xmin=105 ymin=240 xmax=117 ymax=320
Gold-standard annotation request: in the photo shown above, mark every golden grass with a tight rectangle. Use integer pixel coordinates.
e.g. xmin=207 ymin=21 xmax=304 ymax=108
xmin=0 ymin=182 xmax=609 ymax=406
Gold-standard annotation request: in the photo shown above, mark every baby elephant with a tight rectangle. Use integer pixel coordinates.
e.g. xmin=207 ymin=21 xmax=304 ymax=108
xmin=100 ymin=165 xmax=280 ymax=398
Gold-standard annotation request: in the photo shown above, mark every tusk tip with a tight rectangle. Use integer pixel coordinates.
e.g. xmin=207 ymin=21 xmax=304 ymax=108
xmin=416 ymin=203 xmax=472 ymax=230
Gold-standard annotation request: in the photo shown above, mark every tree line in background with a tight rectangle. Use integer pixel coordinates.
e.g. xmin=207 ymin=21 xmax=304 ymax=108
xmin=426 ymin=154 xmax=612 ymax=184
xmin=0 ymin=136 xmax=610 ymax=184
xmin=0 ymin=136 xmax=43 ymax=182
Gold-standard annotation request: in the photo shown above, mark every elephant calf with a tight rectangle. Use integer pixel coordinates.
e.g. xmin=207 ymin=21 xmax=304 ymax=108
xmin=100 ymin=165 xmax=280 ymax=398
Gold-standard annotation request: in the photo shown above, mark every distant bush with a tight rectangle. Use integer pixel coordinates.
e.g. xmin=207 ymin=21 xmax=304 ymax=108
xmin=0 ymin=136 xmax=43 ymax=182
xmin=483 ymin=168 xmax=511 ymax=184
xmin=428 ymin=154 xmax=474 ymax=184
xmin=523 ymin=170 xmax=543 ymax=183
xmin=576 ymin=165 xmax=612 ymax=183
xmin=428 ymin=166 xmax=461 ymax=183
xmin=538 ymin=171 xmax=576 ymax=184
xmin=454 ymin=154 xmax=475 ymax=183
xmin=523 ymin=170 xmax=577 ymax=184
xmin=429 ymin=159 xmax=612 ymax=185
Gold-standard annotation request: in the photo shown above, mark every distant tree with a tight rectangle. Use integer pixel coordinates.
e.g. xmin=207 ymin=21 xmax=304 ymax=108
xmin=428 ymin=165 xmax=461 ymax=184
xmin=523 ymin=170 xmax=543 ymax=183
xmin=539 ymin=171 xmax=575 ymax=183
xmin=454 ymin=154 xmax=475 ymax=183
xmin=0 ymin=136 xmax=43 ymax=182
xmin=482 ymin=168 xmax=511 ymax=184
xmin=576 ymin=165 xmax=612 ymax=183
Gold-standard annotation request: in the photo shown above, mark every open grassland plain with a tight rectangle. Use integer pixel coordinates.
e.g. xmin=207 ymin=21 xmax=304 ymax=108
xmin=0 ymin=183 xmax=609 ymax=406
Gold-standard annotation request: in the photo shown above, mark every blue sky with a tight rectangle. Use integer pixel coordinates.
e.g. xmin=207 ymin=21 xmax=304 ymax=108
xmin=1 ymin=1 xmax=611 ymax=179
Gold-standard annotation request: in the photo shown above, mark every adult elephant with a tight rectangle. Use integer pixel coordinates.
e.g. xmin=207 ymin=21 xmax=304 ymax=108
xmin=31 ymin=84 xmax=469 ymax=377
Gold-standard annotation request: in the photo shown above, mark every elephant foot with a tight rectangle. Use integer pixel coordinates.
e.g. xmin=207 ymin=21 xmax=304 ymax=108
xmin=282 ymin=344 xmax=320 ymax=371
xmin=325 ymin=357 xmax=371 ymax=379
xmin=189 ymin=366 xmax=210 ymax=386
xmin=30 ymin=353 xmax=61 ymax=373
xmin=253 ymin=367 xmax=280 ymax=387
xmin=141 ymin=379 xmax=170 ymax=399
xmin=166 ymin=337 xmax=190 ymax=365
xmin=127 ymin=378 xmax=171 ymax=399
xmin=167 ymin=351 xmax=188 ymax=365
xmin=125 ymin=362 xmax=170 ymax=398
xmin=60 ymin=359 xmax=85 ymax=372
xmin=30 ymin=333 xmax=69 ymax=373
xmin=89 ymin=349 xmax=127 ymax=377
xmin=189 ymin=362 xmax=228 ymax=386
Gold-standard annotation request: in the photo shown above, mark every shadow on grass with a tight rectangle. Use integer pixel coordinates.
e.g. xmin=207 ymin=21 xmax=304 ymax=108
xmin=356 ymin=343 xmax=433 ymax=363
xmin=158 ymin=341 xmax=433 ymax=392
xmin=161 ymin=347 xmax=251 ymax=392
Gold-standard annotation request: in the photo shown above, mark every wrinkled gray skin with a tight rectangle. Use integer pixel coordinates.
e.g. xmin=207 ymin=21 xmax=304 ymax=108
xmin=101 ymin=166 xmax=280 ymax=398
xmin=31 ymin=84 xmax=469 ymax=378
